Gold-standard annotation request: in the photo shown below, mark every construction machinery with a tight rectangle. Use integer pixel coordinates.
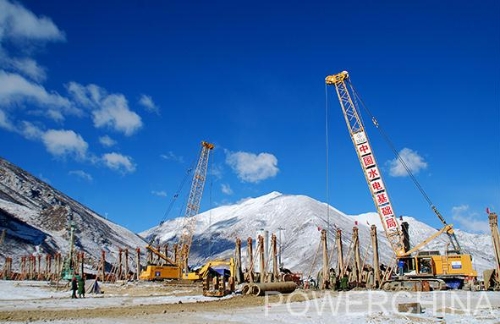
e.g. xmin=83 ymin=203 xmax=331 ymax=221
xmin=140 ymin=141 xmax=215 ymax=281
xmin=138 ymin=244 xmax=182 ymax=280
xmin=484 ymin=210 xmax=500 ymax=290
xmin=325 ymin=71 xmax=477 ymax=289
xmin=201 ymin=258 xmax=236 ymax=297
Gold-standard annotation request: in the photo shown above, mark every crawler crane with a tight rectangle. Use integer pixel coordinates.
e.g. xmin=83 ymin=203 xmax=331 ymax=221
xmin=325 ymin=71 xmax=477 ymax=290
xmin=140 ymin=141 xmax=214 ymax=281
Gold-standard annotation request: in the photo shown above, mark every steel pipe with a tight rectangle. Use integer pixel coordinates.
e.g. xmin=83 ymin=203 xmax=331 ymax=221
xmin=247 ymin=282 xmax=297 ymax=296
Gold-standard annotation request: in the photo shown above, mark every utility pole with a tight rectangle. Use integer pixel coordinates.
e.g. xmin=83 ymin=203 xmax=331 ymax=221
xmin=277 ymin=227 xmax=285 ymax=269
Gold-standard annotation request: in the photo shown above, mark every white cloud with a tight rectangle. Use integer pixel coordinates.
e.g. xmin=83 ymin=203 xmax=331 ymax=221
xmin=0 ymin=2 xmax=75 ymax=130
xmin=221 ymin=183 xmax=233 ymax=195
xmin=19 ymin=121 xmax=43 ymax=140
xmin=67 ymin=82 xmax=143 ymax=136
xmin=152 ymin=190 xmax=167 ymax=197
xmin=0 ymin=0 xmax=64 ymax=82
xmin=99 ymin=135 xmax=116 ymax=147
xmin=226 ymin=150 xmax=279 ymax=183
xmin=0 ymin=71 xmax=78 ymax=121
xmin=387 ymin=147 xmax=428 ymax=177
xmin=0 ymin=71 xmax=69 ymax=106
xmin=138 ymin=94 xmax=159 ymax=114
xmin=66 ymin=82 xmax=96 ymax=107
xmin=69 ymin=170 xmax=93 ymax=182
xmin=93 ymin=94 xmax=142 ymax=135
xmin=0 ymin=0 xmax=70 ymax=123
xmin=42 ymin=129 xmax=88 ymax=159
xmin=451 ymin=205 xmax=489 ymax=233
xmin=0 ymin=0 xmax=66 ymax=42
xmin=160 ymin=151 xmax=184 ymax=163
xmin=102 ymin=152 xmax=136 ymax=173
xmin=1 ymin=56 xmax=47 ymax=82
xmin=0 ymin=109 xmax=14 ymax=130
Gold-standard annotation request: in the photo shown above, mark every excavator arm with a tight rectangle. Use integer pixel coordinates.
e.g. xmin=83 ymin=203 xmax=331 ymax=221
xmin=402 ymin=224 xmax=453 ymax=256
xmin=145 ymin=244 xmax=176 ymax=265
xmin=431 ymin=206 xmax=462 ymax=253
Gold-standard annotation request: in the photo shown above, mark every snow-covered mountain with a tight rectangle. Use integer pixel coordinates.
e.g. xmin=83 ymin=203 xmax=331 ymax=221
xmin=0 ymin=157 xmax=146 ymax=269
xmin=1 ymin=153 xmax=494 ymax=279
xmin=141 ymin=191 xmax=495 ymax=277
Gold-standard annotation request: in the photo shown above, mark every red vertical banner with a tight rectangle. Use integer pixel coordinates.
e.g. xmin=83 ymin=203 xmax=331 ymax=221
xmin=354 ymin=130 xmax=399 ymax=233
xmin=370 ymin=178 xmax=385 ymax=193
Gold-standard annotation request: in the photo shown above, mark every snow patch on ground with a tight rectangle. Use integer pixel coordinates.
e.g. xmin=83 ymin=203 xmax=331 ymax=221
xmin=1 ymin=280 xmax=499 ymax=324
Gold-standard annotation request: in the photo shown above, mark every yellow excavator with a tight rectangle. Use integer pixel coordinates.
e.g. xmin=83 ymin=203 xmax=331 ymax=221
xmin=326 ymin=71 xmax=477 ymax=290
xmin=201 ymin=258 xmax=236 ymax=297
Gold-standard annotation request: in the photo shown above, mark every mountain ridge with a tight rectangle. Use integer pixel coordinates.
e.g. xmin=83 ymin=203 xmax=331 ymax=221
xmin=0 ymin=156 xmax=146 ymax=269
xmin=0 ymin=156 xmax=494 ymax=279
xmin=141 ymin=191 xmax=495 ymax=277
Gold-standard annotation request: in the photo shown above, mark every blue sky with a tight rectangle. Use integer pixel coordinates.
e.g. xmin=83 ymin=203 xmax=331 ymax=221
xmin=0 ymin=0 xmax=498 ymax=234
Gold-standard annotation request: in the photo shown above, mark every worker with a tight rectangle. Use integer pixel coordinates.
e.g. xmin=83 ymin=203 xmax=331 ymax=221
xmin=78 ymin=274 xmax=85 ymax=298
xmin=329 ymin=268 xmax=337 ymax=290
xmin=340 ymin=274 xmax=349 ymax=291
xmin=420 ymin=260 xmax=431 ymax=274
xmin=71 ymin=275 xmax=78 ymax=299
xmin=90 ymin=279 xmax=100 ymax=294
xmin=398 ymin=260 xmax=405 ymax=276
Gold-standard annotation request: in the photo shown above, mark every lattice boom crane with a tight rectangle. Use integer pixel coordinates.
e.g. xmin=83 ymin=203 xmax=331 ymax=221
xmin=179 ymin=141 xmax=214 ymax=274
xmin=325 ymin=71 xmax=476 ymax=289
xmin=325 ymin=71 xmax=406 ymax=256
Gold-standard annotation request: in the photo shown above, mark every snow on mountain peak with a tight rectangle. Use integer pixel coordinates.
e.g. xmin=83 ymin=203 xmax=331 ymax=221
xmin=141 ymin=192 xmax=496 ymax=276
xmin=1 ymin=153 xmax=495 ymax=279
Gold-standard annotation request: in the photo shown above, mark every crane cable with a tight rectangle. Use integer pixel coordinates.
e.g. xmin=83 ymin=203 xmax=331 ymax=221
xmin=207 ymin=148 xmax=215 ymax=258
xmin=347 ymin=81 xmax=445 ymax=225
xmin=324 ymin=84 xmax=331 ymax=243
xmin=160 ymin=162 xmax=195 ymax=226
xmin=347 ymin=80 xmax=461 ymax=251
xmin=152 ymin=153 xmax=198 ymax=247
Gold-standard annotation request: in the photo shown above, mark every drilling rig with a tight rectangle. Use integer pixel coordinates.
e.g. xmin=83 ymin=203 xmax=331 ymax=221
xmin=484 ymin=210 xmax=500 ymax=290
xmin=140 ymin=141 xmax=214 ymax=281
xmin=325 ymin=71 xmax=477 ymax=290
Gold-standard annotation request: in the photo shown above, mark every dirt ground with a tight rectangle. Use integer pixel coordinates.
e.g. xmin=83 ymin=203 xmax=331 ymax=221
xmin=0 ymin=281 xmax=315 ymax=322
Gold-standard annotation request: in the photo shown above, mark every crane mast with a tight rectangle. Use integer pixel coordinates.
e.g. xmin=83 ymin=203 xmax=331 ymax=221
xmin=326 ymin=71 xmax=406 ymax=257
xmin=178 ymin=141 xmax=214 ymax=274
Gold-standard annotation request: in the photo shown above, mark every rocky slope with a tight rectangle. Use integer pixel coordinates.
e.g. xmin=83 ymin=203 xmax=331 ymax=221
xmin=0 ymin=156 xmax=146 ymax=270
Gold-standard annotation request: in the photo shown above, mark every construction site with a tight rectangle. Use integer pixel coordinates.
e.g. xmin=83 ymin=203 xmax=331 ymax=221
xmin=0 ymin=0 xmax=498 ymax=320
xmin=1 ymin=71 xmax=499 ymax=302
